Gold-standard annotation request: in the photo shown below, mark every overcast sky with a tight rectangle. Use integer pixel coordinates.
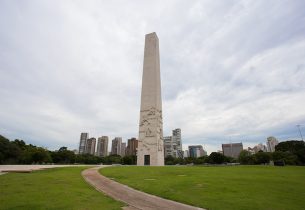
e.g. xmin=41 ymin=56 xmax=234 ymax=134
xmin=1 ymin=0 xmax=305 ymax=153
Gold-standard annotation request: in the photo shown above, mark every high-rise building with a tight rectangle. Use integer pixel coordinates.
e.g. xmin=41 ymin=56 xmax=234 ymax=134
xmin=111 ymin=137 xmax=122 ymax=156
xmin=222 ymin=143 xmax=243 ymax=158
xmin=266 ymin=136 xmax=279 ymax=152
xmin=163 ymin=136 xmax=173 ymax=157
xmin=163 ymin=129 xmax=183 ymax=158
xmin=79 ymin=132 xmax=89 ymax=154
xmin=126 ymin=138 xmax=138 ymax=156
xmin=188 ymin=145 xmax=206 ymax=158
xmin=96 ymin=136 xmax=108 ymax=157
xmin=86 ymin=137 xmax=96 ymax=155
xmin=137 ymin=32 xmax=164 ymax=166
xmin=172 ymin=128 xmax=183 ymax=158
xmin=121 ymin=142 xmax=126 ymax=157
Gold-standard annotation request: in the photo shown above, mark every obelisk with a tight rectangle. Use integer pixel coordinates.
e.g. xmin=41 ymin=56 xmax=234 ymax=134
xmin=137 ymin=32 xmax=164 ymax=166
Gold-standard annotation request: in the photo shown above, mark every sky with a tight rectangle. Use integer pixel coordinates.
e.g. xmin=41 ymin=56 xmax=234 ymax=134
xmin=1 ymin=0 xmax=305 ymax=153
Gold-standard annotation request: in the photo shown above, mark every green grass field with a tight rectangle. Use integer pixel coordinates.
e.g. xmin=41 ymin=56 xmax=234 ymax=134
xmin=0 ymin=167 xmax=123 ymax=210
xmin=100 ymin=165 xmax=305 ymax=210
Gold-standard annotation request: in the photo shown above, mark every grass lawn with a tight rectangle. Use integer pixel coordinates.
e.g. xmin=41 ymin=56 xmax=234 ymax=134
xmin=0 ymin=167 xmax=123 ymax=210
xmin=100 ymin=165 xmax=305 ymax=210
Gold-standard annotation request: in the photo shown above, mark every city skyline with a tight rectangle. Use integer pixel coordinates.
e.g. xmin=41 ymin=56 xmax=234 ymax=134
xmin=1 ymin=1 xmax=305 ymax=153
xmin=77 ymin=130 xmax=280 ymax=156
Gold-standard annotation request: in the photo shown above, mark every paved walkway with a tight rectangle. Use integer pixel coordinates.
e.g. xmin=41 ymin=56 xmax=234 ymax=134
xmin=0 ymin=165 xmax=98 ymax=174
xmin=82 ymin=167 xmax=204 ymax=210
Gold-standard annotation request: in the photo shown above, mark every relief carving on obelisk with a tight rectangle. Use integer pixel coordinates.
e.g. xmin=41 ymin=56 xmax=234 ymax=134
xmin=139 ymin=106 xmax=164 ymax=151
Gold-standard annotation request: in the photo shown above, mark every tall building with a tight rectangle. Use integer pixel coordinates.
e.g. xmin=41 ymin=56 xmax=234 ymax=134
xmin=111 ymin=137 xmax=122 ymax=156
xmin=172 ymin=128 xmax=183 ymax=158
xmin=163 ymin=136 xmax=173 ymax=157
xmin=79 ymin=132 xmax=89 ymax=154
xmin=86 ymin=137 xmax=96 ymax=155
xmin=266 ymin=136 xmax=279 ymax=152
xmin=137 ymin=32 xmax=164 ymax=166
xmin=96 ymin=136 xmax=108 ymax=157
xmin=222 ymin=143 xmax=243 ymax=158
xmin=121 ymin=142 xmax=126 ymax=157
xmin=163 ymin=129 xmax=183 ymax=158
xmin=126 ymin=138 xmax=138 ymax=156
xmin=188 ymin=145 xmax=206 ymax=158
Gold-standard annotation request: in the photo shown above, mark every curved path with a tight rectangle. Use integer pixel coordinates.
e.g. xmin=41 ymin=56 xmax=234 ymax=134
xmin=82 ymin=166 xmax=204 ymax=210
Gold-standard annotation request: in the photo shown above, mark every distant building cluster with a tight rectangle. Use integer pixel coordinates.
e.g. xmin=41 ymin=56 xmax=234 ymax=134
xmin=219 ymin=136 xmax=279 ymax=158
xmin=78 ymin=128 xmax=198 ymax=158
xmin=78 ymin=133 xmax=138 ymax=157
xmin=163 ymin=128 xmax=208 ymax=158
xmin=78 ymin=130 xmax=280 ymax=160
xmin=164 ymin=128 xmax=183 ymax=158
xmin=249 ymin=143 xmax=267 ymax=154
xmin=247 ymin=136 xmax=279 ymax=154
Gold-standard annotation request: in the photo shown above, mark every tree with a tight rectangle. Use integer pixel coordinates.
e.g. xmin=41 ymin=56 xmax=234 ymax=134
xmin=51 ymin=147 xmax=75 ymax=164
xmin=272 ymin=151 xmax=298 ymax=165
xmin=254 ymin=151 xmax=271 ymax=164
xmin=184 ymin=157 xmax=195 ymax=164
xmin=12 ymin=139 xmax=26 ymax=150
xmin=275 ymin=141 xmax=305 ymax=165
xmin=224 ymin=156 xmax=236 ymax=163
xmin=0 ymin=135 xmax=23 ymax=164
xmin=122 ymin=155 xmax=137 ymax=165
xmin=174 ymin=157 xmax=185 ymax=165
xmin=32 ymin=147 xmax=52 ymax=163
xmin=208 ymin=152 xmax=225 ymax=164
xmin=102 ymin=154 xmax=122 ymax=164
xmin=238 ymin=150 xmax=255 ymax=165
xmin=193 ymin=156 xmax=207 ymax=164
xmin=275 ymin=141 xmax=305 ymax=153
xmin=165 ymin=155 xmax=175 ymax=165
xmin=0 ymin=135 xmax=10 ymax=163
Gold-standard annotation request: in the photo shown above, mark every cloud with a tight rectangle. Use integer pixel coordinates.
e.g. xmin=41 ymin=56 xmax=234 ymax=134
xmin=0 ymin=0 xmax=305 ymax=152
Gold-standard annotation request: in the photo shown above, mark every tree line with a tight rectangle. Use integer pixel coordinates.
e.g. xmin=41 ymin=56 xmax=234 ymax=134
xmin=238 ymin=140 xmax=305 ymax=165
xmin=1 ymin=134 xmax=304 ymax=165
xmin=165 ymin=140 xmax=305 ymax=166
xmin=0 ymin=135 xmax=136 ymax=165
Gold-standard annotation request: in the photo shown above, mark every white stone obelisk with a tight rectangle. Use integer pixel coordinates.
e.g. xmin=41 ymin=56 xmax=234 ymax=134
xmin=137 ymin=32 xmax=164 ymax=166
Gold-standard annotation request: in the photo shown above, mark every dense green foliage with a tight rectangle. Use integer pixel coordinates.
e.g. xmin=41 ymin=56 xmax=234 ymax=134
xmin=0 ymin=167 xmax=123 ymax=210
xmin=275 ymin=140 xmax=305 ymax=164
xmin=238 ymin=150 xmax=255 ymax=164
xmin=101 ymin=166 xmax=305 ymax=210
xmin=165 ymin=152 xmax=234 ymax=165
xmin=238 ymin=141 xmax=305 ymax=165
xmin=0 ymin=135 xmax=51 ymax=164
xmin=238 ymin=151 xmax=272 ymax=165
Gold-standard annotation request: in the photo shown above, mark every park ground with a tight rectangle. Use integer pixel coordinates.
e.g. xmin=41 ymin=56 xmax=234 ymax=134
xmin=0 ymin=165 xmax=305 ymax=210
xmin=0 ymin=167 xmax=123 ymax=210
xmin=101 ymin=165 xmax=305 ymax=210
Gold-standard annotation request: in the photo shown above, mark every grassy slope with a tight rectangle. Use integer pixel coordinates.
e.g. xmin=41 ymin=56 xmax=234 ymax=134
xmin=100 ymin=165 xmax=305 ymax=210
xmin=0 ymin=167 xmax=123 ymax=210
